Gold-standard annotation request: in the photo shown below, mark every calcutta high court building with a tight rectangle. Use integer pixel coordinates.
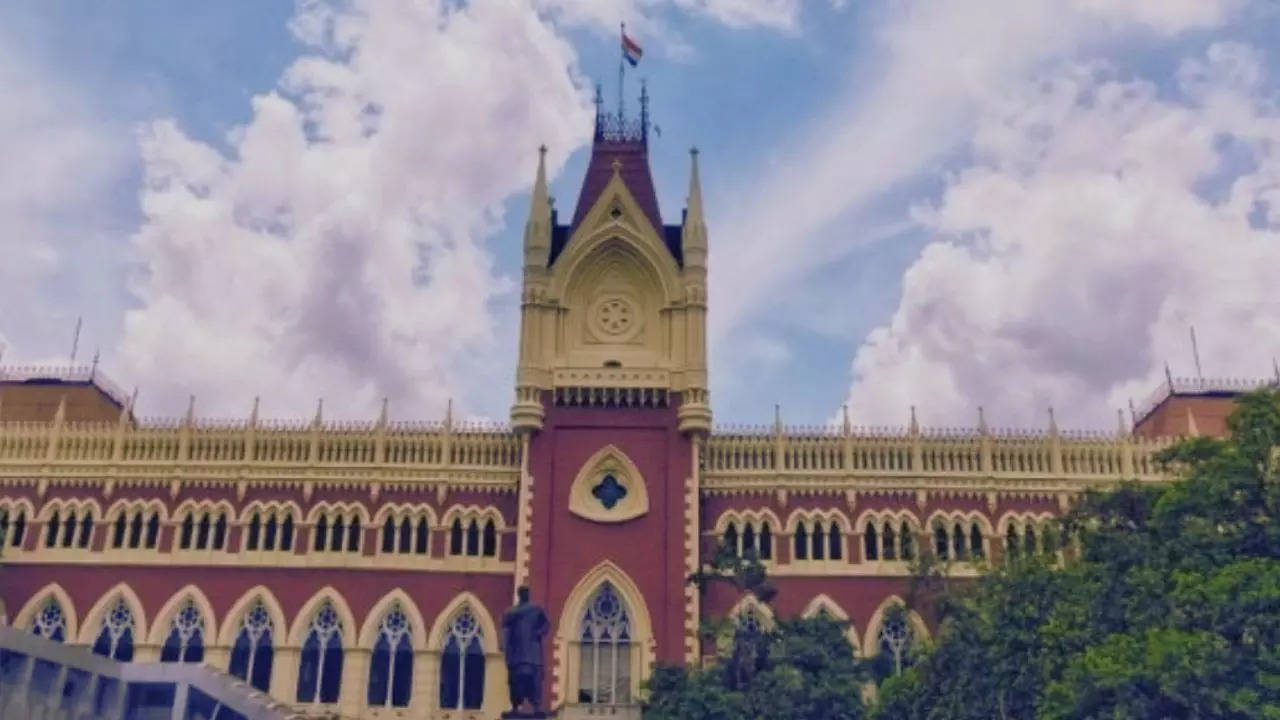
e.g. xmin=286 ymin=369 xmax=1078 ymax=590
xmin=0 ymin=93 xmax=1268 ymax=719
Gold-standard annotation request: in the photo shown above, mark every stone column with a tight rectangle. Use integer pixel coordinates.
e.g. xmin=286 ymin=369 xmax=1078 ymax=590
xmin=337 ymin=647 xmax=370 ymax=717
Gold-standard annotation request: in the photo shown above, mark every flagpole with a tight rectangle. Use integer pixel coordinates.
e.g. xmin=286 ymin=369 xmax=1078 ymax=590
xmin=618 ymin=22 xmax=626 ymax=120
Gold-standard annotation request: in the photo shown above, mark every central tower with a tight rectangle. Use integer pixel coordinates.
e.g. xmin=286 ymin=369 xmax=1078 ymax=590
xmin=510 ymin=86 xmax=711 ymax=712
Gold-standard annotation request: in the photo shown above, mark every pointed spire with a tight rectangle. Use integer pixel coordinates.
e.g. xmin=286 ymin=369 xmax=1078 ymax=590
xmin=908 ymin=405 xmax=919 ymax=435
xmin=313 ymin=398 xmax=324 ymax=428
xmin=1047 ymin=406 xmax=1058 ymax=436
xmin=1117 ymin=408 xmax=1127 ymax=437
xmin=686 ymin=147 xmax=703 ymax=226
xmin=444 ymin=398 xmax=454 ymax=431
xmin=249 ymin=396 xmax=260 ymax=427
xmin=523 ymin=145 xmax=552 ymax=268
xmin=977 ymin=406 xmax=988 ymax=435
xmin=1185 ymin=407 xmax=1200 ymax=437
xmin=682 ymin=146 xmax=707 ymax=268
xmin=841 ymin=404 xmax=851 ymax=435
xmin=774 ymin=404 xmax=782 ymax=432
xmin=378 ymin=397 xmax=388 ymax=427
xmin=184 ymin=395 xmax=196 ymax=426
xmin=1164 ymin=361 xmax=1174 ymax=388
xmin=1128 ymin=397 xmax=1137 ymax=427
xmin=123 ymin=388 xmax=138 ymax=425
xmin=1273 ymin=356 xmax=1279 ymax=384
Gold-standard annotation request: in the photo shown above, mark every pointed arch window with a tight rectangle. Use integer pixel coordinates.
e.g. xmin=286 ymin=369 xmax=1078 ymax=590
xmin=864 ymin=523 xmax=879 ymax=560
xmin=144 ymin=513 xmax=159 ymax=549
xmin=229 ymin=599 xmax=274 ymax=692
xmin=45 ymin=511 xmax=60 ymax=548
xmin=314 ymin=515 xmax=328 ymax=552
xmin=465 ymin=520 xmax=479 ymax=556
xmin=296 ymin=601 xmax=344 ymax=704
xmin=77 ymin=511 xmax=93 ymax=548
xmin=9 ymin=510 xmax=26 ymax=548
xmin=280 ymin=514 xmax=294 ymax=551
xmin=578 ymin=583 xmax=632 ymax=705
xmin=61 ymin=510 xmax=77 ymax=547
xmin=214 ymin=513 xmax=228 ymax=550
xmin=112 ymin=513 xmax=126 ymax=548
xmin=828 ymin=522 xmax=843 ymax=560
xmin=900 ymin=520 xmax=915 ymax=560
xmin=180 ymin=514 xmax=195 ymax=550
xmin=482 ymin=520 xmax=497 ymax=557
xmin=31 ymin=597 xmax=67 ymax=642
xmin=449 ymin=518 xmax=463 ymax=555
xmin=196 ymin=513 xmax=212 ymax=550
xmin=247 ymin=513 xmax=262 ymax=551
xmin=793 ymin=524 xmax=808 ymax=561
xmin=382 ymin=517 xmax=396 ymax=553
xmin=263 ymin=514 xmax=277 ymax=550
xmin=160 ymin=599 xmax=205 ymax=663
xmin=368 ymin=605 xmax=414 ymax=708
xmin=878 ymin=611 xmax=914 ymax=676
xmin=722 ymin=522 xmax=738 ymax=555
xmin=811 ymin=522 xmax=826 ymax=560
xmin=91 ymin=597 xmax=135 ymax=661
xmin=759 ymin=522 xmax=773 ymax=560
xmin=883 ymin=522 xmax=897 ymax=560
xmin=439 ymin=606 xmax=485 ymax=710
xmin=414 ymin=517 xmax=428 ymax=554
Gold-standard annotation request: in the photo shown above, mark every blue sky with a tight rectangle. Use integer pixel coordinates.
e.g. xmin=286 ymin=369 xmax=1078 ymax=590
xmin=3 ymin=0 xmax=1279 ymax=430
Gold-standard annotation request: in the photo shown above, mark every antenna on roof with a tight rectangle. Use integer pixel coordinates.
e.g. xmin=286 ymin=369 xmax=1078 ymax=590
xmin=1189 ymin=326 xmax=1204 ymax=383
xmin=90 ymin=348 xmax=100 ymax=380
xmin=70 ymin=316 xmax=82 ymax=365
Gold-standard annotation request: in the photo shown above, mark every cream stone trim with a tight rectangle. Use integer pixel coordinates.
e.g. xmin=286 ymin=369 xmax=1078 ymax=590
xmin=103 ymin=498 xmax=167 ymax=522
xmin=727 ymin=594 xmax=775 ymax=629
xmin=286 ymin=587 xmax=358 ymax=647
xmin=357 ymin=589 xmax=429 ymax=649
xmin=216 ymin=586 xmax=288 ymax=647
xmin=567 ymin=444 xmax=649 ymax=524
xmin=372 ymin=502 xmax=438 ymax=527
xmin=683 ymin=439 xmax=702 ymax=664
xmin=0 ymin=497 xmax=35 ymax=554
xmin=711 ymin=508 xmax=782 ymax=534
xmin=146 ymin=585 xmax=219 ymax=646
xmin=0 ymin=497 xmax=36 ymax=517
xmin=784 ymin=508 xmax=852 ymax=534
xmin=237 ymin=500 xmax=302 ymax=523
xmin=862 ymin=596 xmax=930 ymax=660
xmin=78 ymin=582 xmax=148 ymax=645
xmin=305 ymin=501 xmax=371 ymax=525
xmin=854 ymin=509 xmax=921 ymax=534
xmin=552 ymin=561 xmax=655 ymax=708
xmin=513 ymin=435 xmax=534 ymax=593
xmin=174 ymin=499 xmax=236 ymax=519
xmin=13 ymin=582 xmax=78 ymax=641
xmin=996 ymin=510 xmax=1058 ymax=535
xmin=425 ymin=593 xmax=500 ymax=653
xmin=36 ymin=497 xmax=102 ymax=521
xmin=0 ymin=551 xmax=516 ymax=574
xmin=800 ymin=594 xmax=860 ymax=655
xmin=926 ymin=509 xmax=994 ymax=536
xmin=440 ymin=504 xmax=505 ymax=530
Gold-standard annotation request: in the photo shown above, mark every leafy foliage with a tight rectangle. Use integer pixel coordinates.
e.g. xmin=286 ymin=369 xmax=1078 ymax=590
xmin=874 ymin=389 xmax=1280 ymax=720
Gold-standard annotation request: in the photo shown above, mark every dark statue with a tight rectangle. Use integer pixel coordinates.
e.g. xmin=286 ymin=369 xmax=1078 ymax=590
xmin=501 ymin=586 xmax=550 ymax=718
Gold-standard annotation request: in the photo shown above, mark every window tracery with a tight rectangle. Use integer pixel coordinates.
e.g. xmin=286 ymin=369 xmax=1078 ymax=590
xmin=160 ymin=599 xmax=205 ymax=663
xmin=930 ymin=513 xmax=989 ymax=561
xmin=108 ymin=504 xmax=162 ymax=551
xmin=243 ymin=506 xmax=295 ymax=553
xmin=229 ymin=599 xmax=274 ymax=692
xmin=878 ymin=612 xmax=913 ymax=675
xmin=378 ymin=507 xmax=433 ymax=556
xmin=578 ymin=583 xmax=632 ymax=705
xmin=296 ymin=601 xmax=344 ymax=704
xmin=445 ymin=508 xmax=501 ymax=559
xmin=91 ymin=597 xmax=135 ymax=661
xmin=788 ymin=512 xmax=848 ymax=563
xmin=310 ymin=508 xmax=362 ymax=555
xmin=31 ymin=597 xmax=67 ymax=642
xmin=860 ymin=512 xmax=919 ymax=562
xmin=439 ymin=606 xmax=485 ymax=710
xmin=368 ymin=604 xmax=414 ymax=708
xmin=717 ymin=512 xmax=774 ymax=560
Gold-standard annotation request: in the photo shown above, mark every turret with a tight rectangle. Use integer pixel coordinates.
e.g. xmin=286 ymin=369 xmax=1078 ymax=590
xmin=524 ymin=145 xmax=552 ymax=270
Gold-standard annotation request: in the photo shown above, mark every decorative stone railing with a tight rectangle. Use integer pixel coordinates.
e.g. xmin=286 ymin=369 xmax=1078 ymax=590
xmin=1133 ymin=374 xmax=1278 ymax=424
xmin=703 ymin=423 xmax=1177 ymax=492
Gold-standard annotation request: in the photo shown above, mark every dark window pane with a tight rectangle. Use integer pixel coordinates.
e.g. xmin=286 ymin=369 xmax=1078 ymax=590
xmin=382 ymin=518 xmax=395 ymax=553
xmin=399 ymin=518 xmax=412 ymax=554
xmin=213 ymin=514 xmax=227 ymax=550
xmin=450 ymin=519 xmax=463 ymax=555
xmin=414 ymin=517 xmax=428 ymax=555
xmin=465 ymin=520 xmax=479 ymax=556
xmin=161 ymin=627 xmax=182 ymax=663
xmin=482 ymin=520 xmax=496 ymax=558
xmin=347 ymin=517 xmax=360 ymax=553
xmin=46 ymin=511 xmax=60 ymax=548
xmin=196 ymin=513 xmax=211 ymax=550
xmin=313 ymin=516 xmax=328 ymax=552
xmin=367 ymin=635 xmax=390 ymax=706
xmin=865 ymin=525 xmax=878 ymax=561
xmin=78 ymin=513 xmax=93 ymax=549
xmin=794 ymin=524 xmax=808 ymax=560
xmin=462 ymin=637 xmax=485 ymax=709
xmin=320 ymin=637 xmax=344 ymax=703
xmin=760 ymin=522 xmax=773 ymax=560
xmin=180 ymin=515 xmax=194 ymax=550
xmin=296 ymin=632 xmax=320 ymax=702
xmin=330 ymin=517 xmax=345 ymax=552
xmin=391 ymin=635 xmax=413 ymax=707
xmin=264 ymin=515 xmax=277 ymax=551
xmin=145 ymin=514 xmax=159 ymax=549
xmin=439 ymin=636 xmax=460 ymax=709
xmin=281 ymin=514 xmax=294 ymax=551
xmin=247 ymin=514 xmax=261 ymax=551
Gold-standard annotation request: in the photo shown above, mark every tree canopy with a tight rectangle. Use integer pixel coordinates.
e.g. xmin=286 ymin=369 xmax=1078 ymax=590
xmin=646 ymin=390 xmax=1280 ymax=720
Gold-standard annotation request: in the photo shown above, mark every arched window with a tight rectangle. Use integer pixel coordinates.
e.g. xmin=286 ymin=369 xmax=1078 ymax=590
xmin=883 ymin=522 xmax=897 ymax=561
xmin=91 ymin=597 xmax=135 ymax=661
xmin=330 ymin=516 xmax=346 ymax=552
xmin=45 ymin=510 xmax=60 ymax=548
xmin=180 ymin=514 xmax=194 ymax=549
xmin=280 ymin=514 xmax=294 ymax=551
xmin=313 ymin=515 xmax=328 ymax=551
xmin=578 ymin=583 xmax=631 ymax=705
xmin=296 ymin=601 xmax=344 ymax=704
xmin=737 ymin=606 xmax=764 ymax=635
xmin=61 ymin=511 xmax=76 ymax=547
xmin=382 ymin=517 xmax=396 ymax=553
xmin=878 ymin=610 xmax=914 ymax=676
xmin=229 ymin=600 xmax=274 ymax=692
xmin=723 ymin=522 xmax=739 ymax=556
xmin=0 ymin=510 xmax=8 ymax=549
xmin=970 ymin=522 xmax=984 ymax=559
xmin=864 ymin=523 xmax=879 ymax=560
xmin=347 ymin=517 xmax=361 ymax=553
xmin=247 ymin=513 xmax=262 ymax=551
xmin=759 ymin=522 xmax=773 ymax=560
xmin=31 ymin=597 xmax=67 ymax=642
xmin=952 ymin=521 xmax=966 ymax=560
xmin=10 ymin=510 xmax=26 ymax=548
xmin=160 ymin=599 xmax=205 ymax=663
xmin=741 ymin=524 xmax=756 ymax=557
xmin=112 ymin=513 xmax=126 ymax=548
xmin=414 ymin=517 xmax=428 ymax=555
xmin=145 ymin=513 xmax=159 ymax=549
xmin=1024 ymin=525 xmax=1037 ymax=556
xmin=263 ymin=514 xmax=277 ymax=551
xmin=828 ymin=522 xmax=842 ymax=560
xmin=933 ymin=521 xmax=948 ymax=560
xmin=196 ymin=513 xmax=211 ymax=550
xmin=77 ymin=512 xmax=93 ymax=548
xmin=214 ymin=513 xmax=228 ymax=550
xmin=465 ymin=520 xmax=479 ymax=556
xmin=450 ymin=518 xmax=463 ymax=555
xmin=368 ymin=605 xmax=413 ymax=708
xmin=482 ymin=520 xmax=497 ymax=557
xmin=439 ymin=606 xmax=485 ymax=710
xmin=1005 ymin=523 xmax=1019 ymax=557
xmin=793 ymin=524 xmax=808 ymax=561
xmin=128 ymin=511 xmax=143 ymax=548
xmin=398 ymin=518 xmax=412 ymax=554
xmin=900 ymin=520 xmax=915 ymax=560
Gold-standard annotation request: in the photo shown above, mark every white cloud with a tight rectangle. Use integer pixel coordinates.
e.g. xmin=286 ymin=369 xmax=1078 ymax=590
xmin=117 ymin=0 xmax=593 ymax=419
xmin=843 ymin=45 xmax=1280 ymax=429
xmin=710 ymin=0 xmax=1246 ymax=345
xmin=535 ymin=0 xmax=801 ymax=37
xmin=0 ymin=41 xmax=131 ymax=364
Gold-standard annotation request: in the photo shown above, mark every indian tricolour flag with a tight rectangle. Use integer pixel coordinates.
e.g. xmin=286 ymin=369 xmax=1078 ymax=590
xmin=621 ymin=27 xmax=643 ymax=67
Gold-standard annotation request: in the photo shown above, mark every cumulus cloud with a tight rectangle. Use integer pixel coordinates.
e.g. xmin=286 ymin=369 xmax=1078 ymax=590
xmin=536 ymin=0 xmax=802 ymax=36
xmin=117 ymin=0 xmax=593 ymax=419
xmin=0 ymin=41 xmax=131 ymax=363
xmin=710 ymin=0 xmax=1246 ymax=344
xmin=843 ymin=44 xmax=1280 ymax=429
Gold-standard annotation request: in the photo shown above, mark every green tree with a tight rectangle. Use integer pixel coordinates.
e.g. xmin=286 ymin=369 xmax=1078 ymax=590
xmin=874 ymin=389 xmax=1280 ymax=720
xmin=644 ymin=544 xmax=870 ymax=720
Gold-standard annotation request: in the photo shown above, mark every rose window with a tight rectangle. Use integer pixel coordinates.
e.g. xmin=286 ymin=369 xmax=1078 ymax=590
xmin=597 ymin=299 xmax=634 ymax=336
